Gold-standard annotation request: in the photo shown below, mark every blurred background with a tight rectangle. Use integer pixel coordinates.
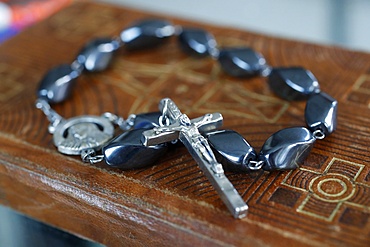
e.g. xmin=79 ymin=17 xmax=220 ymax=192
xmin=0 ymin=0 xmax=369 ymax=246
xmin=0 ymin=0 xmax=369 ymax=51
xmin=101 ymin=0 xmax=370 ymax=52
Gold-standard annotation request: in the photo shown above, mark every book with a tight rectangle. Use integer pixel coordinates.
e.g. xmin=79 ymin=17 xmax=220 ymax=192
xmin=0 ymin=1 xmax=369 ymax=246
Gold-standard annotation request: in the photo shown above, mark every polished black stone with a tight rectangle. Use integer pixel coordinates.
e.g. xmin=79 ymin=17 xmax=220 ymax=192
xmin=120 ymin=19 xmax=174 ymax=50
xmin=218 ymin=47 xmax=267 ymax=77
xmin=178 ymin=28 xmax=217 ymax=57
xmin=205 ymin=129 xmax=257 ymax=172
xmin=259 ymin=127 xmax=316 ymax=171
xmin=77 ymin=38 xmax=120 ymax=72
xmin=268 ymin=67 xmax=320 ymax=100
xmin=37 ymin=64 xmax=79 ymax=103
xmin=305 ymin=92 xmax=338 ymax=136
xmin=103 ymin=128 xmax=167 ymax=169
xmin=133 ymin=112 xmax=162 ymax=129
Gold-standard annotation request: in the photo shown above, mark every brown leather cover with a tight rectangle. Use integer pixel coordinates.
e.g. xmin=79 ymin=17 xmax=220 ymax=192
xmin=0 ymin=2 xmax=369 ymax=246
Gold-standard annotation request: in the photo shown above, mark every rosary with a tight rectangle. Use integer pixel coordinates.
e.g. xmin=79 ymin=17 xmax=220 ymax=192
xmin=35 ymin=19 xmax=338 ymax=219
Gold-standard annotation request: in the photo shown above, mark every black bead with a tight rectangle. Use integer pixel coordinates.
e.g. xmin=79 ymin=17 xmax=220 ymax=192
xmin=305 ymin=92 xmax=338 ymax=136
xmin=178 ymin=28 xmax=217 ymax=57
xmin=37 ymin=64 xmax=79 ymax=104
xmin=77 ymin=38 xmax=120 ymax=72
xmin=267 ymin=67 xmax=320 ymax=101
xmin=120 ymin=19 xmax=174 ymax=50
xmin=103 ymin=128 xmax=167 ymax=169
xmin=259 ymin=127 xmax=316 ymax=171
xmin=133 ymin=112 xmax=162 ymax=129
xmin=205 ymin=129 xmax=257 ymax=172
xmin=218 ymin=47 xmax=267 ymax=77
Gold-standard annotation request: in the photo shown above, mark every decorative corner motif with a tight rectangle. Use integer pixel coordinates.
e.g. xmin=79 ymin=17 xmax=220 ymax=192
xmin=282 ymin=157 xmax=369 ymax=222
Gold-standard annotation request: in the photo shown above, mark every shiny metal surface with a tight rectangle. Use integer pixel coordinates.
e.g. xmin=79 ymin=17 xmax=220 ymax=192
xmin=267 ymin=67 xmax=320 ymax=100
xmin=178 ymin=27 xmax=218 ymax=57
xmin=218 ymin=47 xmax=267 ymax=77
xmin=120 ymin=19 xmax=175 ymax=50
xmin=37 ymin=64 xmax=79 ymax=103
xmin=103 ymin=128 xmax=168 ymax=169
xmin=305 ymin=92 xmax=338 ymax=136
xmin=205 ymin=129 xmax=257 ymax=172
xmin=35 ymin=99 xmax=64 ymax=134
xmin=133 ymin=112 xmax=162 ymax=129
xmin=53 ymin=115 xmax=114 ymax=155
xmin=77 ymin=37 xmax=120 ymax=72
xmin=142 ymin=98 xmax=248 ymax=219
xmin=259 ymin=127 xmax=316 ymax=171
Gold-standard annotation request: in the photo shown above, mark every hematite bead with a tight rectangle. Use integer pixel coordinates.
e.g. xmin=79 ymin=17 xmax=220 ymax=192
xmin=205 ymin=129 xmax=257 ymax=172
xmin=218 ymin=47 xmax=267 ymax=77
xmin=268 ymin=67 xmax=320 ymax=101
xmin=77 ymin=38 xmax=120 ymax=72
xmin=178 ymin=28 xmax=217 ymax=57
xmin=305 ymin=92 xmax=338 ymax=136
xmin=37 ymin=64 xmax=79 ymax=104
xmin=133 ymin=112 xmax=162 ymax=129
xmin=120 ymin=19 xmax=175 ymax=50
xmin=259 ymin=127 xmax=316 ymax=171
xmin=103 ymin=128 xmax=167 ymax=169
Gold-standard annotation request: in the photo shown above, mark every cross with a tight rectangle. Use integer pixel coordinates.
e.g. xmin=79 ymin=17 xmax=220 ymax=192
xmin=142 ymin=98 xmax=248 ymax=219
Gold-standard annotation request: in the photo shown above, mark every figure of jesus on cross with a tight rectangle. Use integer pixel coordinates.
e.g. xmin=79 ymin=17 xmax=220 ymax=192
xmin=142 ymin=98 xmax=248 ymax=219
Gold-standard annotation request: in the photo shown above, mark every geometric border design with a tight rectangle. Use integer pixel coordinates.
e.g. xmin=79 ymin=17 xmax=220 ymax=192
xmin=103 ymin=58 xmax=289 ymax=123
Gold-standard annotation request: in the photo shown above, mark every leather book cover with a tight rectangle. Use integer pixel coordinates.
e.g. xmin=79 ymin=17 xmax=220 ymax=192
xmin=0 ymin=1 xmax=369 ymax=246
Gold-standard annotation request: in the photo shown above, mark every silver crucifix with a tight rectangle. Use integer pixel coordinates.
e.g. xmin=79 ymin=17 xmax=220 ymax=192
xmin=142 ymin=98 xmax=248 ymax=219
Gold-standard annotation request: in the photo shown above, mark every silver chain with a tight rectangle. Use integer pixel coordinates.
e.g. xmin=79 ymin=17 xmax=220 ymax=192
xmin=313 ymin=129 xmax=326 ymax=140
xmin=70 ymin=59 xmax=84 ymax=75
xmin=81 ymin=149 xmax=105 ymax=164
xmin=102 ymin=112 xmax=136 ymax=131
xmin=248 ymin=160 xmax=264 ymax=171
xmin=35 ymin=99 xmax=64 ymax=134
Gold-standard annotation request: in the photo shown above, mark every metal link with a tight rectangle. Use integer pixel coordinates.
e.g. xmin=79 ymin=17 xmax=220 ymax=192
xmin=313 ymin=129 xmax=326 ymax=140
xmin=102 ymin=112 xmax=124 ymax=126
xmin=81 ymin=149 xmax=105 ymax=164
xmin=125 ymin=114 xmax=137 ymax=129
xmin=173 ymin=25 xmax=183 ymax=36
xmin=102 ymin=112 xmax=135 ymax=131
xmin=210 ymin=47 xmax=220 ymax=59
xmin=248 ymin=160 xmax=264 ymax=171
xmin=70 ymin=59 xmax=84 ymax=75
xmin=260 ymin=65 xmax=272 ymax=77
xmin=113 ymin=35 xmax=125 ymax=48
xmin=35 ymin=99 xmax=64 ymax=134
